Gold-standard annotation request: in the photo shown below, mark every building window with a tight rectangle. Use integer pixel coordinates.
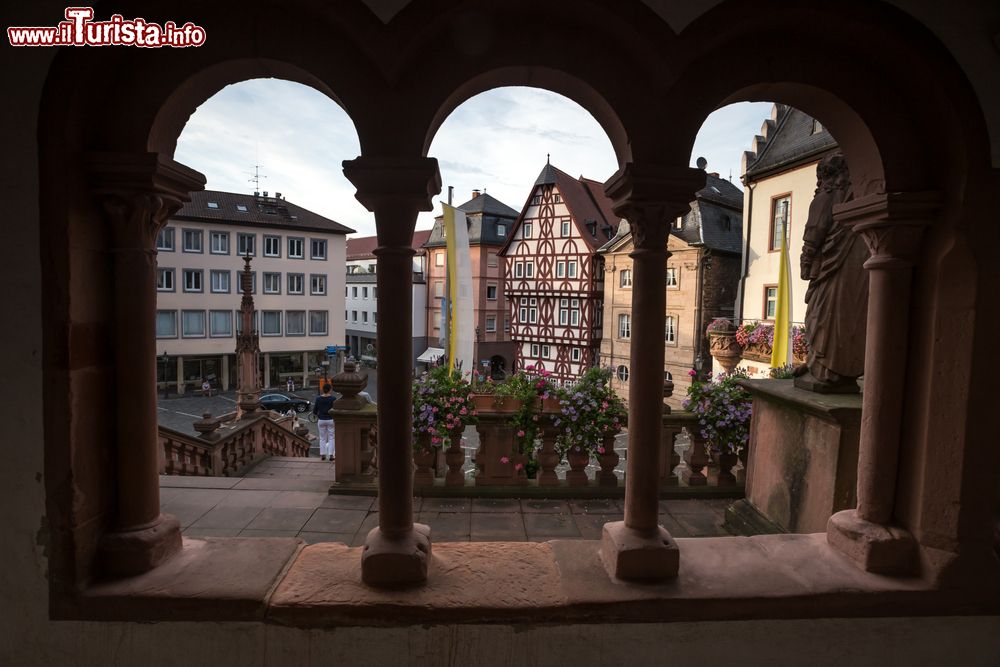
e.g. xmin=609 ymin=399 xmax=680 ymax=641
xmin=182 ymin=229 xmax=202 ymax=253
xmin=235 ymin=311 xmax=259 ymax=335
xmin=571 ymin=348 xmax=581 ymax=362
xmin=618 ymin=313 xmax=631 ymax=339
xmin=435 ymin=252 xmax=444 ymax=267
xmin=811 ymin=118 xmax=824 ymax=135
xmin=352 ymin=286 xmax=358 ymax=298
xmin=568 ymin=261 xmax=577 ymax=278
xmin=373 ymin=287 xmax=378 ymax=299
xmin=182 ymin=269 xmax=203 ymax=293
xmin=525 ymin=262 xmax=534 ymax=278
xmin=765 ymin=285 xmax=778 ymax=320
xmin=263 ymin=235 xmax=281 ymax=257
xmin=156 ymin=268 xmax=174 ymax=292
xmin=286 ymin=310 xmax=306 ymax=336
xmin=515 ymin=263 xmax=524 ymax=278
xmin=361 ymin=311 xmax=369 ymax=324
xmin=616 ymin=365 xmax=629 ymax=382
xmin=210 ymin=270 xmax=230 ymax=293
xmin=541 ymin=344 xmax=550 ymax=358
xmin=288 ymin=237 xmax=304 ymax=259
xmin=181 ymin=310 xmax=206 ymax=338
xmin=236 ymin=204 xmax=248 ymax=212
xmin=352 ymin=310 xmax=358 ymax=322
xmin=561 ymin=220 xmax=571 ymax=237
xmin=156 ymin=227 xmax=175 ymax=251
xmin=433 ymin=311 xmax=442 ymax=329
xmin=287 ymin=273 xmax=304 ymax=295
xmin=261 ymin=311 xmax=281 ymax=336
xmin=666 ymin=267 xmax=678 ymax=287
xmin=665 ymin=314 xmax=677 ymax=344
xmin=531 ymin=195 xmax=541 ymax=206
xmin=529 ymin=298 xmax=538 ymax=324
xmin=531 ymin=343 xmax=540 ymax=357
xmin=310 ymin=238 xmax=327 ymax=260
xmin=504 ymin=316 xmax=510 ymax=332
xmin=207 ymin=201 xmax=219 ymax=209
xmin=571 ymin=299 xmax=580 ymax=326
xmin=523 ymin=222 xmax=533 ymax=239
xmin=263 ymin=272 xmax=281 ymax=294
xmin=518 ymin=304 xmax=527 ymax=322
xmin=309 ymin=311 xmax=328 ymax=335
xmin=595 ymin=308 xmax=603 ymax=327
xmin=619 ymin=269 xmax=632 ymax=288
xmin=310 ymin=274 xmax=327 ymax=295
xmin=237 ymin=233 xmax=255 ymax=256
xmin=555 ymin=193 xmax=563 ymax=203
xmin=557 ymin=262 xmax=565 ymax=278
xmin=210 ymin=231 xmax=229 ymax=254
xmin=486 ymin=316 xmax=497 ymax=332
xmin=673 ymin=216 xmax=683 ymax=230
xmin=368 ymin=263 xmax=375 ymax=273
xmin=209 ymin=310 xmax=233 ymax=338
xmin=559 ymin=298 xmax=569 ymax=326
xmin=362 ymin=287 xmax=369 ymax=299
xmin=770 ymin=195 xmax=791 ymax=251
xmin=434 ymin=282 xmax=443 ymax=298
xmin=487 ymin=284 xmax=497 ymax=300
xmin=155 ymin=310 xmax=177 ymax=338
xmin=496 ymin=224 xmax=506 ymax=237
xmin=247 ymin=271 xmax=257 ymax=294
xmin=488 ymin=252 xmax=498 ymax=268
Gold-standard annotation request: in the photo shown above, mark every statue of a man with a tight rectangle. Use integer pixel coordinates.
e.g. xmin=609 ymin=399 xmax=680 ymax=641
xmin=794 ymin=153 xmax=868 ymax=393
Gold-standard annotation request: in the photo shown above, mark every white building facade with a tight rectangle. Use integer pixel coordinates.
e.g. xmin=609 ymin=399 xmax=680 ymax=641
xmin=154 ymin=190 xmax=352 ymax=393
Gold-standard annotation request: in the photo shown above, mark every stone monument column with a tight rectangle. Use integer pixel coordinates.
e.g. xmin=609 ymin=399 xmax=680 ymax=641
xmin=236 ymin=254 xmax=261 ymax=418
xmin=88 ymin=152 xmax=205 ymax=575
xmin=343 ymin=156 xmax=441 ymax=587
xmin=600 ymin=164 xmax=705 ymax=580
xmin=826 ymin=191 xmax=940 ymax=573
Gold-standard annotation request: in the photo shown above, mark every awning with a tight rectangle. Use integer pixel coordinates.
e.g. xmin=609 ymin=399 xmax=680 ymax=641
xmin=417 ymin=347 xmax=445 ymax=363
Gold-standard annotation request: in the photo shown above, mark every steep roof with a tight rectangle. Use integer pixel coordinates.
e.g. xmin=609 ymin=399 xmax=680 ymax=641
xmin=172 ymin=190 xmax=354 ymax=234
xmin=346 ymin=229 xmax=431 ymax=259
xmin=743 ymin=105 xmax=839 ymax=179
xmin=423 ymin=193 xmax=520 ymax=248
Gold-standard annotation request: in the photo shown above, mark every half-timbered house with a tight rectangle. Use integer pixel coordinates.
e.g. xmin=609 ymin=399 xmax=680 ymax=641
xmin=499 ymin=161 xmax=619 ymax=382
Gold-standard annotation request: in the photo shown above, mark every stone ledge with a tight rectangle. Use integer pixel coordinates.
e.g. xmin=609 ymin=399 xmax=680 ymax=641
xmin=68 ymin=534 xmax=1000 ymax=626
xmin=738 ymin=379 xmax=863 ymax=423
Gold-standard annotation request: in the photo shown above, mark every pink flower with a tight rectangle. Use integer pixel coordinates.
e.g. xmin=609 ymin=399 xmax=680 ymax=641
xmin=459 ymin=407 xmax=467 ymax=415
xmin=688 ymin=369 xmax=697 ymax=377
xmin=432 ymin=406 xmax=439 ymax=413
xmin=514 ymin=463 xmax=524 ymax=471
xmin=517 ymin=430 xmax=525 ymax=437
xmin=598 ymin=446 xmax=606 ymax=454
xmin=500 ymin=456 xmax=510 ymax=464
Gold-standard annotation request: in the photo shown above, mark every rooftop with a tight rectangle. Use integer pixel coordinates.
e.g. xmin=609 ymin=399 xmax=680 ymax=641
xmin=173 ymin=190 xmax=355 ymax=235
xmin=743 ymin=104 xmax=839 ymax=179
xmin=347 ymin=229 xmax=432 ymax=260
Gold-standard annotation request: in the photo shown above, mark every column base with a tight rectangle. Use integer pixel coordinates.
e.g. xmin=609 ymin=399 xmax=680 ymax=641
xmin=826 ymin=509 xmax=918 ymax=575
xmin=361 ymin=523 xmax=432 ymax=587
xmin=600 ymin=521 xmax=679 ymax=581
xmin=97 ymin=513 xmax=182 ymax=577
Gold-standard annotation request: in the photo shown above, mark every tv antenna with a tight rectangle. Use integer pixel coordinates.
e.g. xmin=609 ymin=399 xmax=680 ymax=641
xmin=248 ymin=164 xmax=267 ymax=193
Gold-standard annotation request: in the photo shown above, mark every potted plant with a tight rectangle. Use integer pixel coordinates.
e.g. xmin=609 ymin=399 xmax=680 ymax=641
xmin=412 ymin=366 xmax=477 ymax=486
xmin=735 ymin=321 xmax=774 ymax=362
xmin=493 ymin=365 xmax=557 ymax=482
xmin=682 ymin=369 xmax=752 ymax=486
xmin=553 ymin=367 xmax=626 ymax=486
xmin=707 ymin=318 xmax=742 ymax=375
xmin=469 ymin=372 xmax=521 ymax=413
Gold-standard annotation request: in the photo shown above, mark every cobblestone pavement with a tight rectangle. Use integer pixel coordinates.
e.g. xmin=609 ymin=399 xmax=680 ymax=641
xmin=160 ymin=457 xmax=734 ymax=545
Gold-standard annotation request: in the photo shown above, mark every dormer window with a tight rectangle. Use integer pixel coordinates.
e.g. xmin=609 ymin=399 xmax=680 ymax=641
xmin=497 ymin=223 xmax=507 ymax=237
xmin=811 ymin=119 xmax=824 ymax=134
xmin=236 ymin=204 xmax=248 ymax=212
xmin=207 ymin=201 xmax=219 ymax=209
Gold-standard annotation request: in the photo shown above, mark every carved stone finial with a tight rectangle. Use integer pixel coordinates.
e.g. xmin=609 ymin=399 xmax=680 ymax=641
xmin=329 ymin=358 xmax=369 ymax=410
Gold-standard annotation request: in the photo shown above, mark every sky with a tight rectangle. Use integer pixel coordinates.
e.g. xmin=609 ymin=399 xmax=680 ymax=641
xmin=175 ymin=79 xmax=772 ymax=237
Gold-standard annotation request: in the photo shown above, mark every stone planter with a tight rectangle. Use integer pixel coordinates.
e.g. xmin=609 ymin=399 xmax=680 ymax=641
xmin=471 ymin=394 xmax=522 ymax=414
xmin=540 ymin=396 xmax=562 ymax=413
xmin=708 ymin=330 xmax=742 ymax=375
xmin=597 ymin=435 xmax=620 ymax=487
xmin=717 ymin=451 xmax=738 ymax=487
xmin=444 ymin=433 xmax=465 ymax=486
xmin=413 ymin=437 xmax=436 ymax=487
xmin=566 ymin=447 xmax=590 ymax=486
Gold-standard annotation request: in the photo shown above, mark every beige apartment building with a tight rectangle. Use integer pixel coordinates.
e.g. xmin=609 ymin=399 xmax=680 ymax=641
xmin=154 ymin=190 xmax=352 ymax=393
xmin=738 ymin=103 xmax=839 ymax=329
xmin=424 ymin=191 xmax=519 ymax=377
xmin=599 ymin=172 xmax=743 ymax=406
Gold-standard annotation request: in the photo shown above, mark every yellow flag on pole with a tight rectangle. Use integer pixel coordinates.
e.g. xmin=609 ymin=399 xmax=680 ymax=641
xmin=442 ymin=203 xmax=474 ymax=371
xmin=770 ymin=217 xmax=792 ymax=368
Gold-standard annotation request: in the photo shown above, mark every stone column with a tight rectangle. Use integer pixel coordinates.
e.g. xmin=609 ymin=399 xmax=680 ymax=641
xmin=176 ymin=356 xmax=184 ymax=394
xmin=343 ymin=155 xmax=441 ymax=587
xmin=600 ymin=164 xmax=705 ymax=580
xmin=88 ymin=152 xmax=205 ymax=576
xmin=302 ymin=351 xmax=309 ymax=389
xmin=221 ymin=355 xmax=229 ymax=392
xmin=263 ymin=353 xmax=271 ymax=389
xmin=826 ymin=191 xmax=939 ymax=574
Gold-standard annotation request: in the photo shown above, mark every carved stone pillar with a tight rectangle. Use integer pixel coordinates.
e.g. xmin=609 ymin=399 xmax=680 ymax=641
xmin=826 ymin=192 xmax=939 ymax=574
xmin=88 ymin=152 xmax=205 ymax=576
xmin=599 ymin=164 xmax=705 ymax=580
xmin=343 ymin=155 xmax=441 ymax=587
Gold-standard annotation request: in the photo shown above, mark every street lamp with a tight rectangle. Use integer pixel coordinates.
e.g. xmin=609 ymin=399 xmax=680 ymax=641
xmin=694 ymin=353 xmax=704 ymax=380
xmin=159 ymin=351 xmax=170 ymax=398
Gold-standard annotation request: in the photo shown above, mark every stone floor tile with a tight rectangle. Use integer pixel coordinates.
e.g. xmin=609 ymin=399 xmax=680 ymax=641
xmin=418 ymin=512 xmax=472 ymax=541
xmin=297 ymin=531 xmax=353 ymax=545
xmin=270 ymin=491 xmax=329 ymax=509
xmin=520 ymin=499 xmax=571 ymax=514
xmin=216 ymin=490 xmax=281 ymax=508
xmin=158 ymin=475 xmax=241 ymax=489
xmin=245 ymin=507 xmax=314 ymax=532
xmin=420 ymin=497 xmax=472 ymax=513
xmin=320 ymin=495 xmax=375 ymax=511
xmin=662 ymin=499 xmax=718 ymax=515
xmin=162 ymin=487 xmax=230 ymax=506
xmin=658 ymin=512 xmax=693 ymax=538
xmin=351 ymin=512 xmax=380 ymax=543
xmin=523 ymin=513 xmax=581 ymax=538
xmin=300 ymin=508 xmax=367 ymax=534
xmin=163 ymin=502 xmax=214 ymax=529
xmin=470 ymin=498 xmax=521 ymax=513
xmin=471 ymin=512 xmax=526 ymax=541
xmin=238 ymin=529 xmax=300 ymax=538
xmin=182 ymin=527 xmax=241 ymax=538
xmin=568 ymin=499 xmax=620 ymax=515
xmin=571 ymin=512 xmax=623 ymax=540
xmin=671 ymin=510 xmax=730 ymax=537
xmin=188 ymin=504 xmax=263 ymax=531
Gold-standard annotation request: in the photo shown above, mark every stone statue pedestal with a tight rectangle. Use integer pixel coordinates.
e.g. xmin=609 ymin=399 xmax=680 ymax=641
xmin=733 ymin=379 xmax=861 ymax=533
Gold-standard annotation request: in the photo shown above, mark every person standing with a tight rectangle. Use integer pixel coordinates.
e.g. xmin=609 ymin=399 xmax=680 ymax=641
xmin=201 ymin=378 xmax=212 ymax=397
xmin=313 ymin=383 xmax=336 ymax=461
xmin=286 ymin=377 xmax=295 ymax=393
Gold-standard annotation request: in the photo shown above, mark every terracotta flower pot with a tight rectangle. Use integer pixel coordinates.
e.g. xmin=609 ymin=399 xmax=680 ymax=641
xmin=413 ymin=437 xmax=436 ymax=487
xmin=566 ymin=447 xmax=589 ymax=487
xmin=444 ymin=433 xmax=465 ymax=486
xmin=471 ymin=394 xmax=521 ymax=413
xmin=597 ymin=435 xmax=620 ymax=487
xmin=708 ymin=331 xmax=742 ymax=375
xmin=540 ymin=396 xmax=562 ymax=413
xmin=717 ymin=451 xmax=738 ymax=487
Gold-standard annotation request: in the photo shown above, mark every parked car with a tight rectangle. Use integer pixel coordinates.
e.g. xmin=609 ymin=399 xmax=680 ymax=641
xmin=259 ymin=393 xmax=310 ymax=413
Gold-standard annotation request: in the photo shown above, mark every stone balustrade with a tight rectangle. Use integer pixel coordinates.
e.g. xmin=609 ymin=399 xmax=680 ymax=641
xmin=158 ymin=412 xmax=310 ymax=477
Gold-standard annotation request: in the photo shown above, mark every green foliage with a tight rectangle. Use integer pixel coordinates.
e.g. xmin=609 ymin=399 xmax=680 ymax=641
xmin=683 ymin=369 xmax=752 ymax=455
xmin=412 ymin=366 xmax=476 ymax=449
xmin=553 ymin=367 xmax=627 ymax=457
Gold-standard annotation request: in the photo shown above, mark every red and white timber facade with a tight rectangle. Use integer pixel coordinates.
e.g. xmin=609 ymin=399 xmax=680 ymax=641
xmin=500 ymin=162 xmax=619 ymax=383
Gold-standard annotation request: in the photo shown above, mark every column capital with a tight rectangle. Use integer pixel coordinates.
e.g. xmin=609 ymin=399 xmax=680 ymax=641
xmin=604 ymin=164 xmax=705 ymax=251
xmin=342 ymin=156 xmax=441 ymax=214
xmin=87 ymin=152 xmax=206 ymax=248
xmin=834 ymin=191 xmax=941 ymax=269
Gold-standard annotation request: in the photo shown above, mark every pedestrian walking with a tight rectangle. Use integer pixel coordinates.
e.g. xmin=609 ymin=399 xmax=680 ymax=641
xmin=286 ymin=377 xmax=295 ymax=392
xmin=313 ymin=383 xmax=336 ymax=461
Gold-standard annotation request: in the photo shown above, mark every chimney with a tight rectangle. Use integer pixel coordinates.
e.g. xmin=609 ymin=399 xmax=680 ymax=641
xmin=275 ymin=192 xmax=282 ymax=199
xmin=471 ymin=189 xmax=481 ymax=199
xmin=263 ymin=191 xmax=268 ymax=197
